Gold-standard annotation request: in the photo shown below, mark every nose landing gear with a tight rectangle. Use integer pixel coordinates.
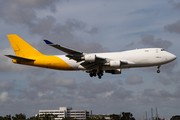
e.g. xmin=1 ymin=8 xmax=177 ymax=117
xmin=157 ymin=66 xmax=160 ymax=73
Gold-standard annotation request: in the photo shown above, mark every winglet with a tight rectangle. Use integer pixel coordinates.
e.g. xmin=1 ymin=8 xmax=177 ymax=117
xmin=44 ymin=40 xmax=53 ymax=45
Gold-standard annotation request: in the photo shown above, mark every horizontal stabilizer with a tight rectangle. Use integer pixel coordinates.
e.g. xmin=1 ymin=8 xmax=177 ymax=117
xmin=5 ymin=55 xmax=35 ymax=62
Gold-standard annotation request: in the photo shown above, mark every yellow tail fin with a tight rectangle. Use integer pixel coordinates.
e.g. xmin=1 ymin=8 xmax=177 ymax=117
xmin=7 ymin=34 xmax=43 ymax=57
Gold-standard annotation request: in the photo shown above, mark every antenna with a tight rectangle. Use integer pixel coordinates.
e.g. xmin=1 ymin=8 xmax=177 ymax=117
xmin=156 ymin=107 xmax=158 ymax=120
xmin=151 ymin=108 xmax=153 ymax=120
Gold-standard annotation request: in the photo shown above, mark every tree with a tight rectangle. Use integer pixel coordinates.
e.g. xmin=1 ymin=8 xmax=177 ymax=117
xmin=0 ymin=115 xmax=11 ymax=120
xmin=27 ymin=115 xmax=41 ymax=120
xmin=121 ymin=112 xmax=135 ymax=120
xmin=12 ymin=113 xmax=26 ymax=120
xmin=62 ymin=117 xmax=78 ymax=120
xmin=39 ymin=114 xmax=57 ymax=120
xmin=110 ymin=114 xmax=120 ymax=120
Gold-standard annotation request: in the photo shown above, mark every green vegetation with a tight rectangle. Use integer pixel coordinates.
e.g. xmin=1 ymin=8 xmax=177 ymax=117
xmin=0 ymin=115 xmax=11 ymax=120
xmin=0 ymin=112 xmax=136 ymax=120
xmin=86 ymin=116 xmax=105 ymax=120
xmin=0 ymin=114 xmax=57 ymax=120
xmin=121 ymin=112 xmax=135 ymax=120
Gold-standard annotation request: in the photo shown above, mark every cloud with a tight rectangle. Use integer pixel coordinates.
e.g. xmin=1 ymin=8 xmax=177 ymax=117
xmin=173 ymin=85 xmax=180 ymax=98
xmin=0 ymin=0 xmax=59 ymax=25
xmin=110 ymin=87 xmax=133 ymax=99
xmin=135 ymin=88 xmax=176 ymax=107
xmin=36 ymin=21 xmax=108 ymax=54
xmin=115 ymin=79 xmax=124 ymax=85
xmin=85 ymin=27 xmax=98 ymax=35
xmin=78 ymin=80 xmax=116 ymax=99
xmin=157 ymin=75 xmax=172 ymax=86
xmin=0 ymin=91 xmax=8 ymax=102
xmin=31 ymin=18 xmax=86 ymax=36
xmin=125 ymin=42 xmax=134 ymax=47
xmin=161 ymin=59 xmax=178 ymax=75
xmin=168 ymin=0 xmax=180 ymax=11
xmin=143 ymin=88 xmax=173 ymax=99
xmin=164 ymin=20 xmax=180 ymax=34
xmin=166 ymin=1 xmax=180 ymax=34
xmin=15 ymin=0 xmax=59 ymax=12
xmin=0 ymin=0 xmax=58 ymax=36
xmin=0 ymin=81 xmax=15 ymax=91
xmin=140 ymin=34 xmax=173 ymax=50
xmin=0 ymin=0 xmax=107 ymax=55
xmin=28 ymin=72 xmax=77 ymax=91
xmin=30 ymin=16 xmax=56 ymax=35
xmin=125 ymin=75 xmax=143 ymax=85
xmin=0 ymin=1 xmax=35 ymax=25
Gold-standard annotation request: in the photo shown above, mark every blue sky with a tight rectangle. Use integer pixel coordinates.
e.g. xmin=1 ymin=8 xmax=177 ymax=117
xmin=0 ymin=0 xmax=180 ymax=119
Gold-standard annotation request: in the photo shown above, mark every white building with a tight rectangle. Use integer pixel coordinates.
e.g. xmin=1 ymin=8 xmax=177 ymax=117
xmin=39 ymin=107 xmax=92 ymax=120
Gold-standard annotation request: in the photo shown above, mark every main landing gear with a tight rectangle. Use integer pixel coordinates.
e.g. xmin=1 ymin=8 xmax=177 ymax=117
xmin=157 ymin=66 xmax=160 ymax=73
xmin=89 ymin=70 xmax=104 ymax=79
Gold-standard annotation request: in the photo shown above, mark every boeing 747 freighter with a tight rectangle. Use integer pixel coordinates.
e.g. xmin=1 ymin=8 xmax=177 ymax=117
xmin=5 ymin=34 xmax=176 ymax=79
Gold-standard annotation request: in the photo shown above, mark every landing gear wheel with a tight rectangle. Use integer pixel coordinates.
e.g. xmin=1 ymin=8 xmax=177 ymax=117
xmin=157 ymin=66 xmax=161 ymax=73
xmin=157 ymin=70 xmax=160 ymax=73
xmin=93 ymin=72 xmax=96 ymax=77
xmin=89 ymin=72 xmax=93 ymax=77
xmin=97 ymin=71 xmax=103 ymax=79
xmin=88 ymin=69 xmax=104 ymax=79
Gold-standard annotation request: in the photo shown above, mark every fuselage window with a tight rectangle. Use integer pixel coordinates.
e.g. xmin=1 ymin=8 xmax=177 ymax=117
xmin=161 ymin=49 xmax=165 ymax=51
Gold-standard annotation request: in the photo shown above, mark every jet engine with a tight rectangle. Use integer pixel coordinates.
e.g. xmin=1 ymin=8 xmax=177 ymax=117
xmin=109 ymin=61 xmax=121 ymax=67
xmin=84 ymin=54 xmax=96 ymax=62
xmin=105 ymin=69 xmax=121 ymax=74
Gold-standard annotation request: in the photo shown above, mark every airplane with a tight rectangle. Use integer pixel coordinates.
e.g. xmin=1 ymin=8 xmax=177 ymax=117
xmin=5 ymin=34 xmax=176 ymax=79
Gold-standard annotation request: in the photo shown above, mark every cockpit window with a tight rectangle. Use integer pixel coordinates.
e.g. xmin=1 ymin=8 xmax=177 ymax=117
xmin=161 ymin=49 xmax=165 ymax=51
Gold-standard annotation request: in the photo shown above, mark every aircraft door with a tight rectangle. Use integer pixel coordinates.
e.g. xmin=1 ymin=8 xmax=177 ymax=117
xmin=156 ymin=49 xmax=158 ymax=53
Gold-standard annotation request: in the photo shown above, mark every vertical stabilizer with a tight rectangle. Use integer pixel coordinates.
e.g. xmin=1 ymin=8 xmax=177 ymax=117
xmin=7 ymin=34 xmax=43 ymax=57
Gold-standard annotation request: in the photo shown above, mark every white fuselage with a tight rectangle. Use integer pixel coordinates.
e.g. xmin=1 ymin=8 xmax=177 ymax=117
xmin=57 ymin=48 xmax=176 ymax=70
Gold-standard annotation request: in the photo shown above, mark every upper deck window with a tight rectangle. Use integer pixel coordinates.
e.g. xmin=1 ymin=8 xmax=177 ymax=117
xmin=161 ymin=49 xmax=165 ymax=51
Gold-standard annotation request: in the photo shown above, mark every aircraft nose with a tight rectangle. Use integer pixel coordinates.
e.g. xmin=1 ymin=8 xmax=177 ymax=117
xmin=171 ymin=54 xmax=177 ymax=61
xmin=166 ymin=53 xmax=177 ymax=62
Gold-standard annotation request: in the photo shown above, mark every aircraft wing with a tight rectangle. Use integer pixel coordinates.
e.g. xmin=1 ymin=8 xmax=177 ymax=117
xmin=44 ymin=40 xmax=107 ymax=64
xmin=44 ymin=40 xmax=84 ymax=56
xmin=44 ymin=40 xmax=88 ymax=62
xmin=43 ymin=40 xmax=132 ymax=67
xmin=5 ymin=55 xmax=35 ymax=62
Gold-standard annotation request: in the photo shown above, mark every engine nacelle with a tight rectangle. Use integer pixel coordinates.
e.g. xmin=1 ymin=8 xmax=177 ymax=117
xmin=84 ymin=54 xmax=96 ymax=62
xmin=105 ymin=69 xmax=121 ymax=74
xmin=109 ymin=61 xmax=121 ymax=68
